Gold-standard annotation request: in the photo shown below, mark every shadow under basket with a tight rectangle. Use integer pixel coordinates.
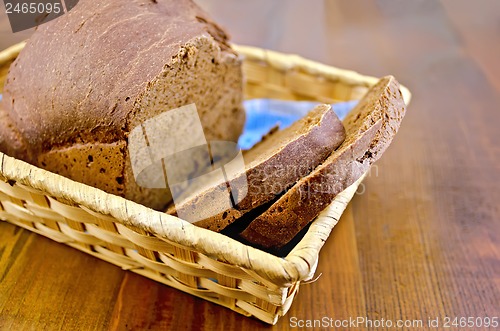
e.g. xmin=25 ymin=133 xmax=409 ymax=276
xmin=0 ymin=42 xmax=411 ymax=325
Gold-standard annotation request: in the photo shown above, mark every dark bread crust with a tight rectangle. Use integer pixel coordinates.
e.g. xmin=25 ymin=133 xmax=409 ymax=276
xmin=240 ymin=76 xmax=407 ymax=249
xmin=3 ymin=0 xmax=234 ymax=153
xmin=0 ymin=104 xmax=28 ymax=160
xmin=169 ymin=104 xmax=346 ymax=231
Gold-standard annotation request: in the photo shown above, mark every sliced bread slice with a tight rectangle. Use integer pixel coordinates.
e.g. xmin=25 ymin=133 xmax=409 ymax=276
xmin=240 ymin=76 xmax=407 ymax=249
xmin=168 ymin=104 xmax=346 ymax=231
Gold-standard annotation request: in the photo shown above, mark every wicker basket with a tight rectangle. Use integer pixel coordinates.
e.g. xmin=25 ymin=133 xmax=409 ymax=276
xmin=0 ymin=42 xmax=411 ymax=325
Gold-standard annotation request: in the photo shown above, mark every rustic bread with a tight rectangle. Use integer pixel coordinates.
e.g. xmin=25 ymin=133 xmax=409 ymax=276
xmin=168 ymin=104 xmax=346 ymax=231
xmin=240 ymin=76 xmax=407 ymax=249
xmin=0 ymin=105 xmax=28 ymax=160
xmin=0 ymin=0 xmax=244 ymax=210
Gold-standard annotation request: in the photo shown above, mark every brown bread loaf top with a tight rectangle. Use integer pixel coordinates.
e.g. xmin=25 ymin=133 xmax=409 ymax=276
xmin=168 ymin=104 xmax=346 ymax=231
xmin=240 ymin=76 xmax=407 ymax=249
xmin=1 ymin=0 xmax=245 ymax=209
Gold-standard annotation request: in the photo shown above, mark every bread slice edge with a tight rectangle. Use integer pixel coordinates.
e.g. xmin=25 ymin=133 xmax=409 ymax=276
xmin=240 ymin=75 xmax=407 ymax=249
xmin=169 ymin=104 xmax=346 ymax=231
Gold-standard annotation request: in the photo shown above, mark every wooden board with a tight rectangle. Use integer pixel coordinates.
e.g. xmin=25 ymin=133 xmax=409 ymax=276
xmin=1 ymin=1 xmax=499 ymax=329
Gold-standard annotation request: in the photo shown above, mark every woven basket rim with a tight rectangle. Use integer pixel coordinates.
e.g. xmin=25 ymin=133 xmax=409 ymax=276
xmin=232 ymin=44 xmax=412 ymax=105
xmin=0 ymin=42 xmax=410 ymax=286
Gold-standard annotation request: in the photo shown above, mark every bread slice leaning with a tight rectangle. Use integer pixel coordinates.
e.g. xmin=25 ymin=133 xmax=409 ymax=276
xmin=240 ymin=76 xmax=407 ymax=249
xmin=168 ymin=104 xmax=346 ymax=231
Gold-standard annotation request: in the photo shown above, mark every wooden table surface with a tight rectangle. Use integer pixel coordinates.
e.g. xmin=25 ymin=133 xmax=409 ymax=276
xmin=1 ymin=1 xmax=499 ymax=330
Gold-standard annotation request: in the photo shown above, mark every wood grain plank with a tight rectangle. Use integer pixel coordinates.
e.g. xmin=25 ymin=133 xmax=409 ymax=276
xmin=284 ymin=205 xmax=368 ymax=325
xmin=0 ymin=1 xmax=499 ymax=329
xmin=0 ymin=222 xmax=124 ymax=331
xmin=440 ymin=0 xmax=500 ymax=92
xmin=108 ymin=272 xmax=268 ymax=331
xmin=332 ymin=0 xmax=500 ymax=326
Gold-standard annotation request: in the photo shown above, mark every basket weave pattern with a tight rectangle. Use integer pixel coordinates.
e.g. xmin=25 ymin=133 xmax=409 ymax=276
xmin=0 ymin=43 xmax=409 ymax=324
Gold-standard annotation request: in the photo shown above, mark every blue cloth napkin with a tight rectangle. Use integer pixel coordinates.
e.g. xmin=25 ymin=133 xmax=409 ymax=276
xmin=238 ymin=99 xmax=358 ymax=150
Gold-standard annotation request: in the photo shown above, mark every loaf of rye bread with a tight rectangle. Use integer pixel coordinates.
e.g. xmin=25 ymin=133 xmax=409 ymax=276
xmin=167 ymin=104 xmax=346 ymax=230
xmin=0 ymin=106 xmax=26 ymax=159
xmin=0 ymin=0 xmax=244 ymax=210
xmin=239 ymin=76 xmax=407 ymax=249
